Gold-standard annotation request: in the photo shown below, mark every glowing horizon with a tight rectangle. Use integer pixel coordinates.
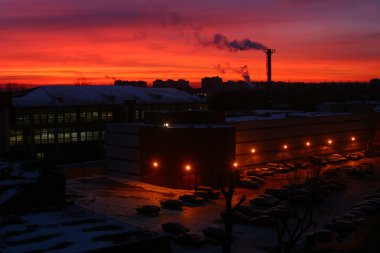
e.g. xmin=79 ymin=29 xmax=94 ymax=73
xmin=1 ymin=0 xmax=379 ymax=87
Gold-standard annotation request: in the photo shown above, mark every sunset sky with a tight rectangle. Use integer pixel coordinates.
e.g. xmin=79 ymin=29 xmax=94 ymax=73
xmin=1 ymin=0 xmax=379 ymax=86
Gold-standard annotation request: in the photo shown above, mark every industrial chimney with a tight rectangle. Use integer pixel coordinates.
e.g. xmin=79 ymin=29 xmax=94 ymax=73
xmin=266 ymin=49 xmax=275 ymax=85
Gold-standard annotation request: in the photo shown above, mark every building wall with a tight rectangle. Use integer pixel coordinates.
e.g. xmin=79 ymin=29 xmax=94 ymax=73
xmin=106 ymin=123 xmax=235 ymax=189
xmin=139 ymin=126 xmax=235 ymax=189
xmin=106 ymin=123 xmax=141 ymax=177
xmin=233 ymin=114 xmax=370 ymax=167
xmin=0 ymin=92 xmax=11 ymax=152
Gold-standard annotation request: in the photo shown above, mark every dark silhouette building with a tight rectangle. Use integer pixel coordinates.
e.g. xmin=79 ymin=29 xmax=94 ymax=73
xmin=114 ymin=80 xmax=147 ymax=87
xmin=152 ymin=79 xmax=190 ymax=89
xmin=201 ymin=76 xmax=223 ymax=94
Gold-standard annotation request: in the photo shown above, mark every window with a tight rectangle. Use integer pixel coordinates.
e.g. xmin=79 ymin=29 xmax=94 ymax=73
xmin=101 ymin=111 xmax=107 ymax=121
xmin=86 ymin=112 xmax=93 ymax=122
xmin=16 ymin=115 xmax=23 ymax=125
xmin=80 ymin=112 xmax=86 ymax=122
xmin=72 ymin=132 xmax=78 ymax=142
xmin=33 ymin=114 xmax=40 ymax=124
xmin=107 ymin=111 xmax=113 ymax=121
xmin=9 ymin=130 xmax=23 ymax=146
xmin=70 ymin=112 xmax=77 ymax=122
xmin=34 ymin=128 xmax=55 ymax=144
xmin=58 ymin=128 xmax=76 ymax=143
xmin=64 ymin=113 xmax=71 ymax=123
xmin=92 ymin=111 xmax=99 ymax=121
xmin=40 ymin=114 xmax=47 ymax=124
xmin=57 ymin=113 xmax=64 ymax=123
xmin=80 ymin=131 xmax=86 ymax=141
xmin=93 ymin=131 xmax=99 ymax=140
xmin=86 ymin=131 xmax=93 ymax=141
xmin=48 ymin=114 xmax=55 ymax=124
xmin=135 ymin=110 xmax=140 ymax=121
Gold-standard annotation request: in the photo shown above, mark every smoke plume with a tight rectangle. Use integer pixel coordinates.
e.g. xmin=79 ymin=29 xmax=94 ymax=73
xmin=213 ymin=63 xmax=227 ymax=74
xmin=208 ymin=33 xmax=267 ymax=52
xmin=214 ymin=62 xmax=253 ymax=84
xmin=240 ymin=65 xmax=251 ymax=84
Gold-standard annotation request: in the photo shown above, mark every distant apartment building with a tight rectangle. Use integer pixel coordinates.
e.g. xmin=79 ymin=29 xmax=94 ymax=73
xmin=152 ymin=79 xmax=190 ymax=90
xmin=201 ymin=76 xmax=223 ymax=94
xmin=0 ymin=85 xmax=207 ymax=163
xmin=114 ymin=80 xmax=147 ymax=87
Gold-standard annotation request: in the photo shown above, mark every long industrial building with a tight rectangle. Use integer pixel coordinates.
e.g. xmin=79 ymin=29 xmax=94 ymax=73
xmin=229 ymin=111 xmax=371 ymax=168
xmin=106 ymin=110 xmax=378 ymax=188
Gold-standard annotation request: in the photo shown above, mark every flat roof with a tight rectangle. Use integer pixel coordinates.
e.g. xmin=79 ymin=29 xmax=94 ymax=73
xmin=12 ymin=85 xmax=205 ymax=107
xmin=226 ymin=110 xmax=353 ymax=123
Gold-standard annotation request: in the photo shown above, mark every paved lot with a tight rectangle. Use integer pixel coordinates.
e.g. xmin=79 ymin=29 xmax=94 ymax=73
xmin=67 ymin=157 xmax=380 ymax=253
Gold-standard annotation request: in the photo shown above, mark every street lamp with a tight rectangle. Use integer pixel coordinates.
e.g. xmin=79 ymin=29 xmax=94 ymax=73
xmin=152 ymin=161 xmax=159 ymax=168
xmin=351 ymin=136 xmax=356 ymax=142
xmin=185 ymin=164 xmax=191 ymax=172
xmin=251 ymin=148 xmax=256 ymax=155
xmin=233 ymin=162 xmax=238 ymax=168
xmin=328 ymin=139 xmax=333 ymax=145
xmin=306 ymin=141 xmax=311 ymax=147
xmin=283 ymin=144 xmax=288 ymax=151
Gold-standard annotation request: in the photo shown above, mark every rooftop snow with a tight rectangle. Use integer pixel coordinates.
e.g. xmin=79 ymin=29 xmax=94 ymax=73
xmin=12 ymin=85 xmax=205 ymax=107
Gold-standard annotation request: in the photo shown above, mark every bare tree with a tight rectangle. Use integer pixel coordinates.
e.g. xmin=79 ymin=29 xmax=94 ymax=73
xmin=275 ymin=162 xmax=323 ymax=253
xmin=219 ymin=169 xmax=246 ymax=253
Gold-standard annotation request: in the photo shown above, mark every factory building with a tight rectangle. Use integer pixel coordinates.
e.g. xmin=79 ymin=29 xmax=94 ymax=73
xmin=0 ymin=85 xmax=207 ymax=163
xmin=106 ymin=110 xmax=376 ymax=189
xmin=228 ymin=111 xmax=371 ymax=168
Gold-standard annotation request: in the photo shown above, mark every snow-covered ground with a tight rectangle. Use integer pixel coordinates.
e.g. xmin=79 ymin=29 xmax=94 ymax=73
xmin=0 ymin=205 xmax=159 ymax=253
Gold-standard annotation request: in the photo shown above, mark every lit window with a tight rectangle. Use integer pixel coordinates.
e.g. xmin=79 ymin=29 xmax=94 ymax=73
xmin=107 ymin=111 xmax=113 ymax=121
xmin=9 ymin=130 xmax=23 ymax=146
xmin=47 ymin=114 xmax=55 ymax=124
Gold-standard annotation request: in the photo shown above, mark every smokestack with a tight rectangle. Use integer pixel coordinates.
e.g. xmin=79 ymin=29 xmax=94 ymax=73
xmin=266 ymin=49 xmax=275 ymax=85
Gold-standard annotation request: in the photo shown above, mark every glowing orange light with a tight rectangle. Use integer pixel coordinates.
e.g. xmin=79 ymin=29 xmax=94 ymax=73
xmin=163 ymin=122 xmax=170 ymax=127
xmin=185 ymin=164 xmax=191 ymax=171
xmin=251 ymin=148 xmax=256 ymax=154
xmin=351 ymin=136 xmax=356 ymax=141
xmin=306 ymin=141 xmax=311 ymax=147
xmin=152 ymin=162 xmax=158 ymax=168
xmin=283 ymin=144 xmax=288 ymax=150
xmin=328 ymin=139 xmax=333 ymax=145
xmin=233 ymin=162 xmax=238 ymax=168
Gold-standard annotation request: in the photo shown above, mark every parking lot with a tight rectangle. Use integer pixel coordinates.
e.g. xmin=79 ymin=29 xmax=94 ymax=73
xmin=67 ymin=151 xmax=380 ymax=253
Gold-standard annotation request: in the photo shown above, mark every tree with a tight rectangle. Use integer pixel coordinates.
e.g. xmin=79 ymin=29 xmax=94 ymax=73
xmin=274 ymin=162 xmax=323 ymax=253
xmin=219 ymin=169 xmax=246 ymax=253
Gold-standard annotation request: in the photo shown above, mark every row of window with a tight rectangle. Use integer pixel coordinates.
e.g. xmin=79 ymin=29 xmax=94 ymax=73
xmin=9 ymin=129 xmax=105 ymax=146
xmin=15 ymin=111 xmax=113 ymax=125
